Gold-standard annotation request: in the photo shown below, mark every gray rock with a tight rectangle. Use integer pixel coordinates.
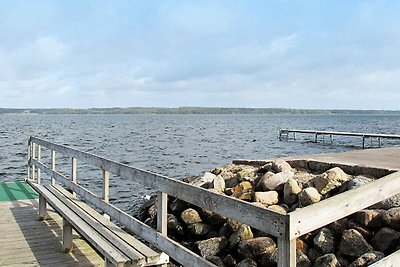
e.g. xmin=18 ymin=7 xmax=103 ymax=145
xmin=371 ymin=194 xmax=400 ymax=210
xmin=169 ymin=198 xmax=188 ymax=213
xmin=348 ymin=252 xmax=385 ymax=267
xmin=353 ymin=209 xmax=385 ymax=228
xmin=314 ymin=167 xmax=351 ymax=194
xmin=272 ymin=159 xmax=293 ymax=173
xmin=191 ymin=172 xmax=217 ymax=188
xmin=181 ymin=208 xmax=202 ymax=225
xmin=297 ymin=251 xmax=312 ymax=267
xmin=206 ymin=256 xmax=225 ymax=267
xmin=223 ymin=254 xmax=237 ymax=267
xmin=260 ymin=248 xmax=278 ymax=266
xmin=253 ymin=191 xmax=279 ymax=205
xmin=371 ymin=227 xmax=400 ymax=253
xmin=347 ymin=176 xmax=374 ymax=190
xmin=307 ymin=248 xmax=322 ymax=263
xmin=195 ymin=237 xmax=228 ymax=258
xmin=313 ymin=228 xmax=336 ymax=254
xmin=237 ymin=258 xmax=258 ymax=267
xmin=339 ymin=229 xmax=374 ymax=258
xmin=167 ymin=214 xmax=184 ymax=236
xmin=284 ymin=178 xmax=302 ymax=205
xmin=298 ymin=187 xmax=321 ymax=207
xmin=314 ymin=254 xmax=341 ymax=267
xmin=188 ymin=223 xmax=213 ymax=236
xmin=213 ymin=175 xmax=226 ymax=192
xmin=256 ymin=172 xmax=274 ymax=190
xmin=258 ymin=171 xmax=294 ymax=191
xmin=228 ymin=224 xmax=253 ymax=248
xmin=237 ymin=237 xmax=276 ymax=258
xmin=383 ymin=207 xmax=400 ymax=230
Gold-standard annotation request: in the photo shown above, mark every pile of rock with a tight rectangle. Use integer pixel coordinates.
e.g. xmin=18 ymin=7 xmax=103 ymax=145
xmin=138 ymin=160 xmax=400 ymax=267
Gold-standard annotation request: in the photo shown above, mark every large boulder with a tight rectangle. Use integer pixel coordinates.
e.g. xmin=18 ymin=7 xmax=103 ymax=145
xmin=272 ymin=159 xmax=293 ymax=173
xmin=339 ymin=229 xmax=374 ymax=258
xmin=181 ymin=208 xmax=202 ymax=225
xmin=213 ymin=175 xmax=226 ymax=192
xmin=371 ymin=227 xmax=400 ymax=253
xmin=195 ymin=237 xmax=228 ymax=258
xmin=284 ymin=178 xmax=302 ymax=205
xmin=298 ymin=187 xmax=321 ymax=207
xmin=253 ymin=191 xmax=279 ymax=205
xmin=237 ymin=237 xmax=276 ymax=258
xmin=348 ymin=252 xmax=385 ymax=267
xmin=258 ymin=171 xmax=294 ymax=191
xmin=383 ymin=207 xmax=400 ymax=230
xmin=314 ymin=254 xmax=341 ymax=267
xmin=313 ymin=228 xmax=336 ymax=254
xmin=314 ymin=167 xmax=351 ymax=194
xmin=228 ymin=224 xmax=253 ymax=248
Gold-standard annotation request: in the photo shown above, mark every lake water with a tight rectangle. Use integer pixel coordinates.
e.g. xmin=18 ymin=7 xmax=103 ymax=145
xmin=1 ymin=114 xmax=400 ymax=214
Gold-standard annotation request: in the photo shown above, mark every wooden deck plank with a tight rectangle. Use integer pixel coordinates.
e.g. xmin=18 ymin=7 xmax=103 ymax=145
xmin=0 ymin=199 xmax=103 ymax=267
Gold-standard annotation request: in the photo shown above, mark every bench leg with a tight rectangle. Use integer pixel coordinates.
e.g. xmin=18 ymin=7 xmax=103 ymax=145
xmin=62 ymin=218 xmax=73 ymax=252
xmin=38 ymin=195 xmax=47 ymax=220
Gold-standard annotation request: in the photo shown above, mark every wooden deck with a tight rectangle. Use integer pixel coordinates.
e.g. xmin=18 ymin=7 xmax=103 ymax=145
xmin=0 ymin=199 xmax=103 ymax=267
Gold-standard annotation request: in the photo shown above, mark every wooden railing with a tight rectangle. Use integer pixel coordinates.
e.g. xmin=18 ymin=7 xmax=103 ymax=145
xmin=27 ymin=137 xmax=400 ymax=267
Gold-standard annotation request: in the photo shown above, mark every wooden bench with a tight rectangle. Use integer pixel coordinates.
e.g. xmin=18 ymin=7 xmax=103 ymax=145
xmin=27 ymin=180 xmax=168 ymax=267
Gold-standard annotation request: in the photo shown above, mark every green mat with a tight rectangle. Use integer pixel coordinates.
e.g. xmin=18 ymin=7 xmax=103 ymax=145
xmin=0 ymin=181 xmax=38 ymax=202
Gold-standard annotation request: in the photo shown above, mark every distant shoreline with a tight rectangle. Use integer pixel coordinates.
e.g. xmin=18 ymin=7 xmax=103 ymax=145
xmin=1 ymin=107 xmax=400 ymax=115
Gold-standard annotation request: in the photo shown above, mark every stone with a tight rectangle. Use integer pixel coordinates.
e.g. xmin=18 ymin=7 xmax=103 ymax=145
xmin=348 ymin=252 xmax=385 ymax=267
xmin=267 ymin=205 xmax=287 ymax=214
xmin=307 ymin=248 xmax=322 ymax=263
xmin=314 ymin=254 xmax=341 ymax=267
xmin=187 ymin=223 xmax=213 ymax=236
xmin=383 ymin=207 xmax=400 ymax=230
xmin=314 ymin=167 xmax=351 ymax=194
xmin=213 ymin=175 xmax=226 ymax=192
xmin=200 ymin=209 xmax=227 ymax=225
xmin=206 ymin=256 xmax=225 ymax=267
xmin=371 ymin=227 xmax=400 ymax=253
xmin=260 ymin=248 xmax=278 ymax=266
xmin=228 ymin=224 xmax=253 ymax=248
xmin=237 ymin=237 xmax=276 ymax=258
xmin=181 ymin=208 xmax=202 ymax=225
xmin=167 ymin=214 xmax=184 ymax=236
xmin=190 ymin=172 xmax=217 ymax=188
xmin=232 ymin=181 xmax=254 ymax=200
xmin=237 ymin=258 xmax=258 ymax=267
xmin=195 ymin=237 xmax=228 ymax=258
xmin=353 ymin=209 xmax=385 ymax=228
xmin=297 ymin=251 xmax=312 ymax=267
xmin=258 ymin=162 xmax=273 ymax=173
xmin=308 ymin=160 xmax=331 ymax=172
xmin=339 ymin=229 xmax=374 ymax=258
xmin=298 ymin=187 xmax=321 ymax=207
xmin=258 ymin=171 xmax=294 ymax=191
xmin=253 ymin=191 xmax=279 ymax=205
xmin=313 ymin=228 xmax=336 ymax=254
xmin=284 ymin=178 xmax=302 ymax=205
xmin=272 ymin=159 xmax=293 ymax=173
xmin=169 ymin=198 xmax=188 ymax=213
xmin=293 ymin=171 xmax=315 ymax=188
xmin=347 ymin=176 xmax=374 ymax=190
xmin=237 ymin=167 xmax=258 ymax=182
xmin=346 ymin=221 xmax=372 ymax=239
xmin=371 ymin=194 xmax=400 ymax=210
xmin=327 ymin=218 xmax=349 ymax=238
xmin=256 ymin=171 xmax=274 ymax=190
xmin=223 ymin=254 xmax=237 ymax=267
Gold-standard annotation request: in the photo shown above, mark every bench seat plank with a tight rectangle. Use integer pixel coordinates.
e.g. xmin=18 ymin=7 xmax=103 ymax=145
xmin=51 ymin=184 xmax=161 ymax=264
xmin=28 ymin=181 xmax=131 ymax=267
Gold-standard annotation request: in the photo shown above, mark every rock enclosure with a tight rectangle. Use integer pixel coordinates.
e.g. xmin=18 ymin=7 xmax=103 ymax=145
xmin=138 ymin=160 xmax=400 ymax=267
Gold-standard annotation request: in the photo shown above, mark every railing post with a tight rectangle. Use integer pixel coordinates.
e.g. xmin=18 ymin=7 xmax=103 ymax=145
xmin=71 ymin=157 xmax=77 ymax=196
xmin=27 ymin=139 xmax=31 ymax=180
xmin=37 ymin=144 xmax=41 ymax=184
xmin=32 ymin=143 xmax=36 ymax=181
xmin=51 ymin=150 xmax=56 ymax=186
xmin=102 ymin=169 xmax=110 ymax=220
xmin=277 ymin=237 xmax=296 ymax=267
xmin=157 ymin=191 xmax=168 ymax=267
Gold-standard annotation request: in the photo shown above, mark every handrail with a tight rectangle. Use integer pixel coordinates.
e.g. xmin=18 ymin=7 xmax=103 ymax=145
xmin=27 ymin=136 xmax=288 ymax=266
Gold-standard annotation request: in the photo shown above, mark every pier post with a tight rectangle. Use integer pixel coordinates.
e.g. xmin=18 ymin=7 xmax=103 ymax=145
xmin=27 ymin=140 xmax=31 ymax=180
xmin=51 ymin=150 xmax=56 ymax=186
xmin=32 ymin=143 xmax=36 ymax=181
xmin=37 ymin=145 xmax=41 ymax=184
xmin=71 ymin=157 xmax=77 ymax=196
xmin=62 ymin=218 xmax=73 ymax=252
xmin=315 ymin=132 xmax=318 ymax=143
xmin=102 ymin=169 xmax=110 ymax=220
xmin=362 ymin=136 xmax=365 ymax=149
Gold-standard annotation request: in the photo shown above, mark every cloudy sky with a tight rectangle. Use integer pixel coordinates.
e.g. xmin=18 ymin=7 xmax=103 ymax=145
xmin=1 ymin=1 xmax=399 ymax=109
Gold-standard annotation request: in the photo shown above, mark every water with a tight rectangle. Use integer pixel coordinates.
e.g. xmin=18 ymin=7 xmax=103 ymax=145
xmin=1 ymin=114 xmax=400 ymax=214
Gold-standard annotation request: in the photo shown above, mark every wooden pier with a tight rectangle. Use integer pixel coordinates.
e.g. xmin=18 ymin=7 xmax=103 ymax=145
xmin=279 ymin=128 xmax=400 ymax=148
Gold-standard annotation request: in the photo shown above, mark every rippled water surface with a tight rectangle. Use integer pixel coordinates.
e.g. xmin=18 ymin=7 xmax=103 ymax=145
xmin=1 ymin=114 xmax=400 ymax=214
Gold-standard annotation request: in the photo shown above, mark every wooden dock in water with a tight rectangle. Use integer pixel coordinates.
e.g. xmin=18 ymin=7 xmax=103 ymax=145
xmin=0 ymin=199 xmax=103 ymax=267
xmin=279 ymin=129 xmax=400 ymax=148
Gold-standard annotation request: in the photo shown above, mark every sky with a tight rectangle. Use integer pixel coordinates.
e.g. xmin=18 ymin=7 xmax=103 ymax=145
xmin=1 ymin=1 xmax=400 ymax=110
